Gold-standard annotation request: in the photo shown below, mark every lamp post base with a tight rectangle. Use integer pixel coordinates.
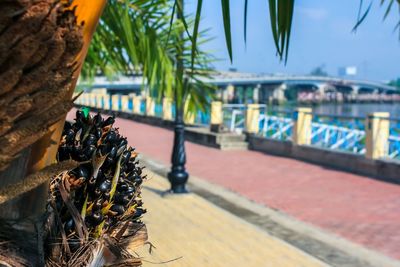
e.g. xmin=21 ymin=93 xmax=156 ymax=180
xmin=168 ymin=169 xmax=189 ymax=193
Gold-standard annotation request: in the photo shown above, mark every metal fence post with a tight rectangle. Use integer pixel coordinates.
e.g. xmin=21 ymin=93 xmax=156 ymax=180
xmin=293 ymin=107 xmax=312 ymax=145
xmin=365 ymin=112 xmax=390 ymax=159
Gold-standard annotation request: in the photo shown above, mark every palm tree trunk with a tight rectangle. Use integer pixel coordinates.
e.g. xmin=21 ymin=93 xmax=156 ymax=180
xmin=0 ymin=0 xmax=107 ymax=263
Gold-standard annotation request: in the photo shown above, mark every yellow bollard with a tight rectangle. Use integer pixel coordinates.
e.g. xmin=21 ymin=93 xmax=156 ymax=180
xmin=103 ymin=94 xmax=111 ymax=110
xmin=293 ymin=107 xmax=312 ymax=145
xmin=210 ymin=101 xmax=223 ymax=132
xmin=133 ymin=95 xmax=142 ymax=114
xmin=245 ymin=104 xmax=261 ymax=133
xmin=163 ymin=98 xmax=173 ymax=121
xmin=89 ymin=92 xmax=97 ymax=107
xmin=111 ymin=95 xmax=120 ymax=111
xmin=146 ymin=97 xmax=155 ymax=116
xmin=83 ymin=93 xmax=90 ymax=106
xmin=365 ymin=112 xmax=390 ymax=159
xmin=184 ymin=100 xmax=195 ymax=124
xmin=184 ymin=111 xmax=195 ymax=124
xmin=95 ymin=94 xmax=104 ymax=109
xmin=121 ymin=95 xmax=130 ymax=112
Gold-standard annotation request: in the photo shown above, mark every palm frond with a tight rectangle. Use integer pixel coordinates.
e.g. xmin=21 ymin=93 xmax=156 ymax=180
xmin=354 ymin=0 xmax=400 ymax=37
xmin=82 ymin=0 xmax=216 ymax=113
xmin=221 ymin=0 xmax=233 ymax=62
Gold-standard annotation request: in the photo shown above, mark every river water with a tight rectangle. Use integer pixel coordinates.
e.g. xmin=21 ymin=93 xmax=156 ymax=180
xmin=275 ymin=103 xmax=400 ymax=119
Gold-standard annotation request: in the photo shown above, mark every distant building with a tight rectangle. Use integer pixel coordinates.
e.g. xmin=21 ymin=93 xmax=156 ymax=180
xmin=338 ymin=66 xmax=357 ymax=77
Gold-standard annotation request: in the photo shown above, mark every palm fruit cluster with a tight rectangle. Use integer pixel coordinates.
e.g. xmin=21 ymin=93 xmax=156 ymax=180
xmin=50 ymin=110 xmax=146 ymax=249
xmin=0 ymin=0 xmax=84 ymax=171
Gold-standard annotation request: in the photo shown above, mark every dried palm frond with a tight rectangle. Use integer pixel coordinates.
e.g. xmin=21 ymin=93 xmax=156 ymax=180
xmin=0 ymin=160 xmax=79 ymax=205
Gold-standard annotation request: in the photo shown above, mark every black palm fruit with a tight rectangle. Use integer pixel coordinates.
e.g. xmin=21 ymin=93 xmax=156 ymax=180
xmin=84 ymin=134 xmax=97 ymax=147
xmin=98 ymin=180 xmax=111 ymax=193
xmin=70 ymin=165 xmax=90 ymax=180
xmin=110 ymin=204 xmax=125 ymax=216
xmin=93 ymin=113 xmax=103 ymax=126
xmin=64 ymin=128 xmax=76 ymax=143
xmin=52 ymin=110 xmax=146 ymax=246
xmin=102 ymin=116 xmax=115 ymax=128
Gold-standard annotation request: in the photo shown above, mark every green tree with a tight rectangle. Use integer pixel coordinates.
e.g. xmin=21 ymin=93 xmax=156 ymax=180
xmin=310 ymin=65 xmax=328 ymax=77
xmin=389 ymin=78 xmax=400 ymax=89
xmin=83 ymin=0 xmax=215 ymax=112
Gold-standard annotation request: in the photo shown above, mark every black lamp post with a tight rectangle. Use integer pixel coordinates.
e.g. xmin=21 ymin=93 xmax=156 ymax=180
xmin=167 ymin=0 xmax=189 ymax=193
xmin=168 ymin=106 xmax=189 ymax=193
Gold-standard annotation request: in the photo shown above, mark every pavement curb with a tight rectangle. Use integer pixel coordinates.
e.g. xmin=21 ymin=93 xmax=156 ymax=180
xmin=139 ymin=154 xmax=400 ymax=267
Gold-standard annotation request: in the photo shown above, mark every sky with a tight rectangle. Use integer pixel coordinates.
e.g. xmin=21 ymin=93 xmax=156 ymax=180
xmin=187 ymin=0 xmax=400 ymax=82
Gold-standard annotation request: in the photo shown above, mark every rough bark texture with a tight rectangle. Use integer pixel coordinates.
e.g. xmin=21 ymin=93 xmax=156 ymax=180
xmin=0 ymin=0 xmax=84 ymax=265
xmin=0 ymin=0 xmax=84 ymax=172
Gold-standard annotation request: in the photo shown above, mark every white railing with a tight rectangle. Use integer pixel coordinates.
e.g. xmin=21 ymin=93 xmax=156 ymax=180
xmin=310 ymin=122 xmax=366 ymax=154
xmin=259 ymin=115 xmax=293 ymax=141
xmin=222 ymin=104 xmax=246 ymax=133
xmin=229 ymin=109 xmax=245 ymax=133
xmin=222 ymin=104 xmax=268 ymax=134
xmin=222 ymin=104 xmax=247 ymax=108
xmin=388 ymin=135 xmax=400 ymax=159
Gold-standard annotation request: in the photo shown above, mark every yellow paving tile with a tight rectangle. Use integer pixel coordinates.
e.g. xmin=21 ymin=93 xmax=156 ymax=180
xmin=135 ymin=171 xmax=327 ymax=267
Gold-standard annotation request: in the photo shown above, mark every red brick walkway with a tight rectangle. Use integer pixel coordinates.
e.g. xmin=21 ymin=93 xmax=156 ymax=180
xmin=67 ymin=110 xmax=400 ymax=260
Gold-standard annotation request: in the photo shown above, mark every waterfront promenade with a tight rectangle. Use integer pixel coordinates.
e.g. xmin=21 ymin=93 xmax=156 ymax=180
xmin=136 ymin=171 xmax=326 ymax=267
xmin=67 ymin=109 xmax=400 ymax=265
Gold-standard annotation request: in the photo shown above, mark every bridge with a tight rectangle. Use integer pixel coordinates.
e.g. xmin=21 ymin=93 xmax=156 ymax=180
xmin=209 ymin=72 xmax=399 ymax=104
xmin=83 ymin=72 xmax=400 ymax=104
